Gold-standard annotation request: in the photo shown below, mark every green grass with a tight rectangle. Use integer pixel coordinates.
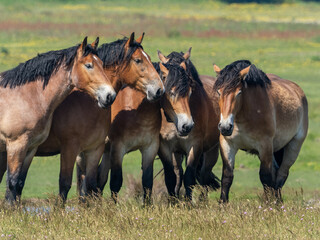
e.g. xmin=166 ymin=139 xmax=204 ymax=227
xmin=0 ymin=0 xmax=319 ymax=238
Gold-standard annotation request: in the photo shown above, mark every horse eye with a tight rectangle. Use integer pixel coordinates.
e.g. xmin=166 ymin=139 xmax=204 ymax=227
xmin=85 ymin=63 xmax=93 ymax=69
xmin=217 ymin=90 xmax=221 ymax=96
xmin=134 ymin=59 xmax=142 ymax=64
xmin=237 ymin=90 xmax=242 ymax=96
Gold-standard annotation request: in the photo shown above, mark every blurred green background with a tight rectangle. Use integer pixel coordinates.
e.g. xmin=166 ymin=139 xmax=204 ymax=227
xmin=0 ymin=0 xmax=319 ymax=200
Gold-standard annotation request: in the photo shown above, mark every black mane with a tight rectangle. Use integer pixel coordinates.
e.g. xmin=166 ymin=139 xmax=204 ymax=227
xmin=97 ymin=37 xmax=142 ymax=71
xmin=214 ymin=60 xmax=271 ymax=94
xmin=0 ymin=44 xmax=97 ymax=89
xmin=153 ymin=50 xmax=202 ymax=97
xmin=153 ymin=62 xmax=191 ymax=97
xmin=167 ymin=51 xmax=203 ymax=88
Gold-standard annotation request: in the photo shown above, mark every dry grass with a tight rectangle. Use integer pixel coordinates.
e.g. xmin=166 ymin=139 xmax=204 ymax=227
xmin=0 ymin=192 xmax=319 ymax=239
xmin=0 ymin=175 xmax=319 ymax=239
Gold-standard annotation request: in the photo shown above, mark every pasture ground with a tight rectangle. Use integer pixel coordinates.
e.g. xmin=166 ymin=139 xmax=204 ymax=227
xmin=0 ymin=0 xmax=319 ymax=238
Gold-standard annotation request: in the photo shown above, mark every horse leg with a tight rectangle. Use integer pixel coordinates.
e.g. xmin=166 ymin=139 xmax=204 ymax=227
xmin=141 ymin=141 xmax=159 ymax=205
xmin=219 ymin=137 xmax=237 ymax=203
xmin=184 ymin=145 xmax=202 ymax=201
xmin=83 ymin=144 xmax=105 ymax=198
xmin=198 ymin=144 xmax=220 ymax=200
xmin=76 ymin=152 xmax=86 ymax=196
xmin=5 ymin=140 xmax=29 ymax=203
xmin=172 ymin=152 xmax=184 ymax=197
xmin=15 ymin=147 xmax=38 ymax=201
xmin=275 ymin=136 xmax=305 ymax=201
xmin=59 ymin=142 xmax=80 ymax=202
xmin=98 ymin=141 xmax=111 ymax=193
xmin=109 ymin=143 xmax=125 ymax=203
xmin=0 ymin=152 xmax=7 ymax=183
xmin=158 ymin=145 xmax=176 ymax=197
xmin=258 ymin=143 xmax=275 ymax=199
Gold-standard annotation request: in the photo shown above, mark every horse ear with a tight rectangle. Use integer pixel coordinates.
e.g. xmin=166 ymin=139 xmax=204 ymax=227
xmin=183 ymin=47 xmax=192 ymax=60
xmin=125 ymin=32 xmax=135 ymax=49
xmin=157 ymin=50 xmax=169 ymax=64
xmin=213 ymin=64 xmax=221 ymax=74
xmin=136 ymin=32 xmax=145 ymax=44
xmin=78 ymin=36 xmax=88 ymax=56
xmin=91 ymin=37 xmax=99 ymax=50
xmin=180 ymin=61 xmax=187 ymax=70
xmin=240 ymin=66 xmax=251 ymax=80
xmin=159 ymin=63 xmax=169 ymax=79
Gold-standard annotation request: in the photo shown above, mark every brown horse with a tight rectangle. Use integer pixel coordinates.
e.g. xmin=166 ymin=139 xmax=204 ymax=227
xmin=89 ymin=54 xmax=195 ymax=203
xmin=0 ymin=37 xmax=115 ymax=203
xmin=35 ymin=33 xmax=163 ymax=201
xmin=213 ymin=60 xmax=308 ymax=202
xmin=157 ymin=49 xmax=221 ymax=200
xmin=0 ymin=33 xmax=164 ymax=201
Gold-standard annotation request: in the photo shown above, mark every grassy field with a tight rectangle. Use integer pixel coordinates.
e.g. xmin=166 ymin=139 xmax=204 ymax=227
xmin=0 ymin=0 xmax=319 ymax=238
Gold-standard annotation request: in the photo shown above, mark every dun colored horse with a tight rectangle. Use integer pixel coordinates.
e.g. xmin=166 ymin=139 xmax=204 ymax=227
xmin=0 ymin=37 xmax=115 ymax=203
xmin=0 ymin=33 xmax=164 ymax=201
xmin=89 ymin=54 xmax=195 ymax=203
xmin=157 ymin=49 xmax=221 ymax=200
xmin=213 ymin=60 xmax=308 ymax=202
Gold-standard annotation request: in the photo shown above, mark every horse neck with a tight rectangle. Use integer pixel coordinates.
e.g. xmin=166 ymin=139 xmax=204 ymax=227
xmin=236 ymin=86 xmax=269 ymax=122
xmin=38 ymin=67 xmax=73 ymax=114
xmin=103 ymin=67 xmax=122 ymax=93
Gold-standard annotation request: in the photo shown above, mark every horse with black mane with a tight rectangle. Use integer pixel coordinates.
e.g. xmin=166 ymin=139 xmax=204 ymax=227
xmin=80 ymin=50 xmax=196 ymax=203
xmin=0 ymin=37 xmax=115 ymax=203
xmin=157 ymin=48 xmax=221 ymax=200
xmin=0 ymin=33 xmax=165 ymax=202
xmin=213 ymin=60 xmax=308 ymax=202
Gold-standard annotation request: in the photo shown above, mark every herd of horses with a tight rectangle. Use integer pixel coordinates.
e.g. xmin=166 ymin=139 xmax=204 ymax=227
xmin=0 ymin=32 xmax=308 ymax=205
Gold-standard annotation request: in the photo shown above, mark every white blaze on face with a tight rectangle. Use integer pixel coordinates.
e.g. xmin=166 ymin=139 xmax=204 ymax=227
xmin=141 ymin=50 xmax=152 ymax=65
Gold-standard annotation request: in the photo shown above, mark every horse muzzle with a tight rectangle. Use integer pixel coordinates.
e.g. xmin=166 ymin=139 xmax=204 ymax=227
xmin=218 ymin=122 xmax=234 ymax=136
xmin=96 ymin=85 xmax=116 ymax=109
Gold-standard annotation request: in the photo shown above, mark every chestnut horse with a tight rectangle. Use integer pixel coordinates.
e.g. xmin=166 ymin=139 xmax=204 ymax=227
xmin=157 ymin=49 xmax=221 ymax=200
xmin=36 ymin=33 xmax=163 ymax=201
xmin=0 ymin=37 xmax=115 ymax=203
xmin=0 ymin=33 xmax=164 ymax=202
xmin=213 ymin=60 xmax=308 ymax=202
xmin=88 ymin=55 xmax=195 ymax=203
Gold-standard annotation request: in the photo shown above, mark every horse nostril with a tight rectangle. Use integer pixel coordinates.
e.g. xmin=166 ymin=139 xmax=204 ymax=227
xmin=182 ymin=124 xmax=193 ymax=133
xmin=106 ymin=93 xmax=115 ymax=104
xmin=218 ymin=123 xmax=222 ymax=129
xmin=228 ymin=124 xmax=233 ymax=130
xmin=156 ymin=88 xmax=162 ymax=97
